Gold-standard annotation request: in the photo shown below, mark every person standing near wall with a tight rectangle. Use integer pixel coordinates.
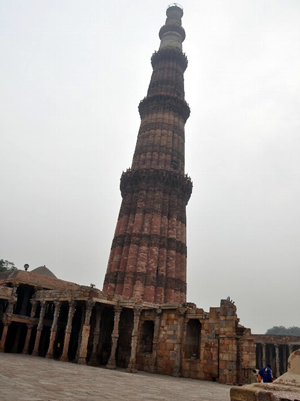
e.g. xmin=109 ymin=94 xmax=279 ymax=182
xmin=259 ymin=365 xmax=273 ymax=382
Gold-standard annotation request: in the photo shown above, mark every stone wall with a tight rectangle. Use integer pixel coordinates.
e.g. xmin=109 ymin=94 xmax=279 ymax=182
xmin=0 ymin=273 xmax=256 ymax=385
xmin=156 ymin=311 xmax=178 ymax=375
xmin=135 ymin=300 xmax=256 ymax=385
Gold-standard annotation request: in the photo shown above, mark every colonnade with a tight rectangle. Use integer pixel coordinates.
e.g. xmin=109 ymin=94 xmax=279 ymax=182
xmin=256 ymin=342 xmax=300 ymax=377
xmin=0 ymin=295 xmax=146 ymax=371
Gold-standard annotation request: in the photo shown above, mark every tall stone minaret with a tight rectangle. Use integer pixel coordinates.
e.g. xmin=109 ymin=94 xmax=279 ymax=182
xmin=103 ymin=5 xmax=192 ymax=304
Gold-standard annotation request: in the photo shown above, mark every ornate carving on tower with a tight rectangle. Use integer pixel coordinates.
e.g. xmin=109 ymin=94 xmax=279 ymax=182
xmin=103 ymin=4 xmax=192 ymax=304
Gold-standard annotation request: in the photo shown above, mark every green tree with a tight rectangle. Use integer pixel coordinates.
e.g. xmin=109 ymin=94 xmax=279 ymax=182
xmin=287 ymin=327 xmax=300 ymax=336
xmin=266 ymin=326 xmax=300 ymax=336
xmin=0 ymin=259 xmax=17 ymax=273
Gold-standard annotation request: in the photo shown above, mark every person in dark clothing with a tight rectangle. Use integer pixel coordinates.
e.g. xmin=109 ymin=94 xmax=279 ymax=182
xmin=259 ymin=365 xmax=273 ymax=382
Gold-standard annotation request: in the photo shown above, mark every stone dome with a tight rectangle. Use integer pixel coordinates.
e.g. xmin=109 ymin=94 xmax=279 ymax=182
xmin=31 ymin=265 xmax=57 ymax=278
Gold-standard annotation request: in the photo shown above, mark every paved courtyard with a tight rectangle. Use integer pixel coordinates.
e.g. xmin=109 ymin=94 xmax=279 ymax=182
xmin=0 ymin=353 xmax=231 ymax=401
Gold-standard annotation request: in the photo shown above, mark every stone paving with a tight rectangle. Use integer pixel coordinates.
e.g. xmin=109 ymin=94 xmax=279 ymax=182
xmin=0 ymin=353 xmax=231 ymax=401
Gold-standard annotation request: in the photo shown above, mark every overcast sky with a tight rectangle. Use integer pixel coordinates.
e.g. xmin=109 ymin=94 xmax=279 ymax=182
xmin=1 ymin=0 xmax=300 ymax=334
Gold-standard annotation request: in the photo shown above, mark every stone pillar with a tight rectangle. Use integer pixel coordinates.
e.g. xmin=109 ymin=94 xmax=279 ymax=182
xmin=127 ymin=307 xmax=142 ymax=373
xmin=172 ymin=307 xmax=187 ymax=377
xmin=89 ymin=306 xmax=103 ymax=366
xmin=275 ymin=344 xmax=280 ymax=377
xmin=106 ymin=305 xmax=122 ymax=369
xmin=60 ymin=301 xmax=76 ymax=362
xmin=262 ymin=343 xmax=266 ymax=367
xmin=75 ymin=306 xmax=85 ymax=361
xmin=22 ymin=300 xmax=38 ymax=354
xmin=77 ymin=300 xmax=94 ymax=364
xmin=289 ymin=345 xmax=294 ymax=356
xmin=150 ymin=308 xmax=162 ymax=373
xmin=22 ymin=324 xmax=34 ymax=354
xmin=32 ymin=301 xmax=47 ymax=356
xmin=46 ymin=301 xmax=61 ymax=359
xmin=0 ymin=322 xmax=11 ymax=352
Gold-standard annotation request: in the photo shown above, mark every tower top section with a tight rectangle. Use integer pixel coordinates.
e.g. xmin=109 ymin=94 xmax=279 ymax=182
xmin=159 ymin=4 xmax=185 ymax=51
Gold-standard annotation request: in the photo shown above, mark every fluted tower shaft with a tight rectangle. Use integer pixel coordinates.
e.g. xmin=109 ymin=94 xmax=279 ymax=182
xmin=103 ymin=5 xmax=192 ymax=304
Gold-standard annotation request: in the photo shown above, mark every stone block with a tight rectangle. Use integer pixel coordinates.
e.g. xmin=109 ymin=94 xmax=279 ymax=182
xmin=226 ymin=361 xmax=236 ymax=371
xmin=182 ymin=369 xmax=190 ymax=378
xmin=197 ymin=371 xmax=205 ymax=380
xmin=203 ymin=350 xmax=212 ymax=360
xmin=168 ymin=334 xmax=177 ymax=341
xmin=221 ymin=352 xmax=237 ymax=362
xmin=203 ymin=363 xmax=218 ymax=376
xmin=256 ymin=392 xmax=273 ymax=401
xmin=190 ymin=362 xmax=197 ymax=373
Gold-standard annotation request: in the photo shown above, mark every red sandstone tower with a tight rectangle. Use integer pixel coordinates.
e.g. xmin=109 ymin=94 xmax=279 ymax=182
xmin=103 ymin=4 xmax=192 ymax=304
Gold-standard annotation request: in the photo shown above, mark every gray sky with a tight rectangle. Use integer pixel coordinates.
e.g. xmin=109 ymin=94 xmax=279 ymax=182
xmin=1 ymin=0 xmax=300 ymax=334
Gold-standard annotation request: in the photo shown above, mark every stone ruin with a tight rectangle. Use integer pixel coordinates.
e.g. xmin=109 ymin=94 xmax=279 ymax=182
xmin=1 ymin=4 xmax=300 ymax=390
xmin=230 ymin=350 xmax=300 ymax=401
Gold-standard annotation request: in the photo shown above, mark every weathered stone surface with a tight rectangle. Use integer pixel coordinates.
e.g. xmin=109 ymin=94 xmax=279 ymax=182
xmin=276 ymin=349 xmax=300 ymax=386
xmin=230 ymin=351 xmax=300 ymax=401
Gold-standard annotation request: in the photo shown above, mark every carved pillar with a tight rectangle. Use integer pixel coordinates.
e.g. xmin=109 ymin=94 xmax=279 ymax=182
xmin=150 ymin=308 xmax=162 ymax=373
xmin=75 ymin=306 xmax=85 ymax=361
xmin=0 ymin=322 xmax=11 ymax=352
xmin=77 ymin=300 xmax=94 ymax=364
xmin=60 ymin=301 xmax=76 ymax=362
xmin=32 ymin=301 xmax=47 ymax=356
xmin=1 ymin=296 xmax=17 ymax=352
xmin=22 ymin=324 xmax=33 ymax=354
xmin=46 ymin=301 xmax=61 ymax=359
xmin=127 ymin=307 xmax=142 ymax=373
xmin=172 ymin=307 xmax=187 ymax=377
xmin=22 ymin=300 xmax=38 ymax=354
xmin=262 ymin=344 xmax=266 ymax=367
xmin=106 ymin=305 xmax=122 ymax=369
xmin=89 ymin=305 xmax=103 ymax=366
xmin=275 ymin=344 xmax=279 ymax=377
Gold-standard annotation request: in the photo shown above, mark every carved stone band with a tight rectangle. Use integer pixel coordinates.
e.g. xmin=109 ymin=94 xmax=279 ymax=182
xmin=104 ymin=271 xmax=186 ymax=293
xmin=111 ymin=233 xmax=187 ymax=255
xmin=138 ymin=94 xmax=190 ymax=123
xmin=120 ymin=168 xmax=192 ymax=203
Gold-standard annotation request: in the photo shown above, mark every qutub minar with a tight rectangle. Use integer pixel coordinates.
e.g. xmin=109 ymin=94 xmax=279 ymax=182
xmin=0 ymin=4 xmax=299 ymax=386
xmin=103 ymin=4 xmax=192 ymax=304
